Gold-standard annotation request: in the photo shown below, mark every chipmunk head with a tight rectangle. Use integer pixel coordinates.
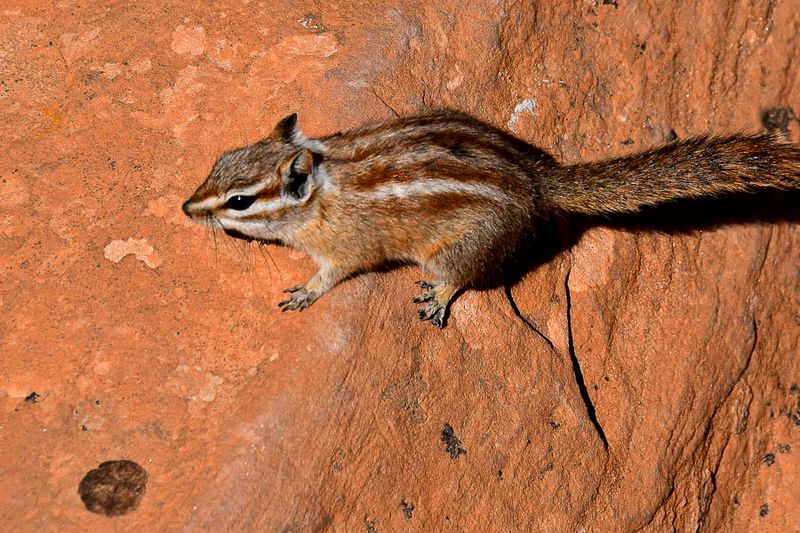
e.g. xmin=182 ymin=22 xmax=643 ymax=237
xmin=182 ymin=113 xmax=325 ymax=243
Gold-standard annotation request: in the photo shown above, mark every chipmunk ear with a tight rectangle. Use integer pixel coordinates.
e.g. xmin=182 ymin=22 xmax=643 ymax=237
xmin=279 ymin=149 xmax=315 ymax=201
xmin=268 ymin=113 xmax=298 ymax=142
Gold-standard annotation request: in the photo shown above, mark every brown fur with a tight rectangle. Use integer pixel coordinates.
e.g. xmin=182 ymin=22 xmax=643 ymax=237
xmin=183 ymin=110 xmax=800 ymax=328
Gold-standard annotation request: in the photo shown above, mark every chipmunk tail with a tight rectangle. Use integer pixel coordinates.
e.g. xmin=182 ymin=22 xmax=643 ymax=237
xmin=543 ymin=132 xmax=800 ymax=215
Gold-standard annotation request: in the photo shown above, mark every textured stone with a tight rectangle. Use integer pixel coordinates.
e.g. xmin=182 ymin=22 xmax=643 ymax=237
xmin=1 ymin=1 xmax=798 ymax=531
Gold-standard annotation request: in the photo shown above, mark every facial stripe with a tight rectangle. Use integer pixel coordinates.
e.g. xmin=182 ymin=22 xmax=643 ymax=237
xmin=224 ymin=179 xmax=275 ymax=200
xmin=217 ymin=219 xmax=269 ymax=233
xmin=188 ymin=196 xmax=225 ymax=211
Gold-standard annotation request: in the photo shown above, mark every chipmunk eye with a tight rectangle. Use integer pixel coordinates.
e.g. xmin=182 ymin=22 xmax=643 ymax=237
xmin=224 ymin=195 xmax=256 ymax=210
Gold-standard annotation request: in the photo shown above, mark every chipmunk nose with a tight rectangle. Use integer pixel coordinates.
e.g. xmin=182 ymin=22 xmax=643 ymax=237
xmin=182 ymin=199 xmax=199 ymax=217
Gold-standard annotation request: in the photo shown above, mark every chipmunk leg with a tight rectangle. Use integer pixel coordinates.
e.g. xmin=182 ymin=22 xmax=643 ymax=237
xmin=278 ymin=263 xmax=350 ymax=312
xmin=413 ymin=280 xmax=461 ymax=328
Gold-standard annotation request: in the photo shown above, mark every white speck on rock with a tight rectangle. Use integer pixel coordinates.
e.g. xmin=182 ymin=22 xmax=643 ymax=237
xmin=508 ymin=98 xmax=536 ymax=132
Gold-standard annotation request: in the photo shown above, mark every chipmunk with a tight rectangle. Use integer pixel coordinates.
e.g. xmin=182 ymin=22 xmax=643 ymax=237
xmin=182 ymin=110 xmax=800 ymax=328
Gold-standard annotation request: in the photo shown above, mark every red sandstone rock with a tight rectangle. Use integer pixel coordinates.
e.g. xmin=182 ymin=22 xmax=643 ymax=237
xmin=1 ymin=1 xmax=798 ymax=530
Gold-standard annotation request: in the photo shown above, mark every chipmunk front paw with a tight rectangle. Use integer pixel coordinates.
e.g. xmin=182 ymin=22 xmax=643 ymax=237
xmin=278 ymin=285 xmax=319 ymax=311
xmin=413 ymin=280 xmax=449 ymax=328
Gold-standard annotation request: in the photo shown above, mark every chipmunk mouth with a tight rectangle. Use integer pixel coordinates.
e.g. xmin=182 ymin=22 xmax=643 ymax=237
xmin=222 ymin=227 xmax=254 ymax=242
xmin=222 ymin=228 xmax=281 ymax=247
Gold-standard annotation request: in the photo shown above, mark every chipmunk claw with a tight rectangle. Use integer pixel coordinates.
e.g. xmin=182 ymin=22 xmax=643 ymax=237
xmin=417 ymin=301 xmax=447 ymax=328
xmin=412 ymin=289 xmax=435 ymax=304
xmin=278 ymin=286 xmax=318 ymax=312
xmin=283 ymin=284 xmax=305 ymax=293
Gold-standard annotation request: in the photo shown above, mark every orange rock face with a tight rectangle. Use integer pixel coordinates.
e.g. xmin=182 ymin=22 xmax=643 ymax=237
xmin=1 ymin=1 xmax=798 ymax=530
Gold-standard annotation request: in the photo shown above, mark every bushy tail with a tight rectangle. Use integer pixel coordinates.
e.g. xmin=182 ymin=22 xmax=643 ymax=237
xmin=544 ymin=133 xmax=800 ymax=215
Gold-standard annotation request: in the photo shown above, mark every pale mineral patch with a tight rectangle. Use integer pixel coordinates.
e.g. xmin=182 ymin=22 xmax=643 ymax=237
xmin=0 ymin=173 xmax=31 ymax=208
xmin=159 ymin=65 xmax=203 ymax=105
xmin=167 ymin=365 xmax=225 ymax=402
xmin=58 ymin=27 xmax=100 ymax=64
xmin=446 ymin=64 xmax=464 ymax=91
xmin=144 ymin=194 xmax=195 ymax=228
xmin=210 ymin=39 xmax=238 ymax=71
xmin=272 ymin=34 xmax=337 ymax=58
xmin=103 ymin=237 xmax=163 ymax=268
xmin=171 ymin=25 xmax=207 ymax=56
xmin=130 ymin=57 xmax=152 ymax=73
xmin=101 ymin=62 xmax=122 ymax=79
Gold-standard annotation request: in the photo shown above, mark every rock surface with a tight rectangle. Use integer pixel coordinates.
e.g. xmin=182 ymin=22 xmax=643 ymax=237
xmin=1 ymin=0 xmax=798 ymax=530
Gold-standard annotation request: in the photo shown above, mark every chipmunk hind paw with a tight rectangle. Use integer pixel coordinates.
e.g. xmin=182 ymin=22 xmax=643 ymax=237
xmin=414 ymin=280 xmax=459 ymax=329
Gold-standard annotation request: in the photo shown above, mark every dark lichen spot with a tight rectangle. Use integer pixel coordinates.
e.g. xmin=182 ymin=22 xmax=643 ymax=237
xmin=497 ymin=469 xmax=504 ymax=480
xmin=78 ymin=460 xmax=147 ymax=517
xmin=364 ymin=516 xmax=378 ymax=533
xmin=620 ymin=138 xmax=634 ymax=146
xmin=761 ymin=107 xmax=796 ymax=134
xmin=790 ymin=383 xmax=799 ymax=395
xmin=538 ymin=462 xmax=554 ymax=480
xmin=763 ymin=453 xmax=775 ymax=466
xmin=602 ymin=0 xmax=618 ymax=7
xmin=549 ymin=421 xmax=561 ymax=430
xmin=401 ymin=500 xmax=414 ymax=519
xmin=441 ymin=423 xmax=466 ymax=459
xmin=24 ymin=392 xmax=40 ymax=403
xmin=777 ymin=443 xmax=791 ymax=454
xmin=81 ymin=425 xmax=88 ymax=432
xmin=759 ymin=503 xmax=769 ymax=517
